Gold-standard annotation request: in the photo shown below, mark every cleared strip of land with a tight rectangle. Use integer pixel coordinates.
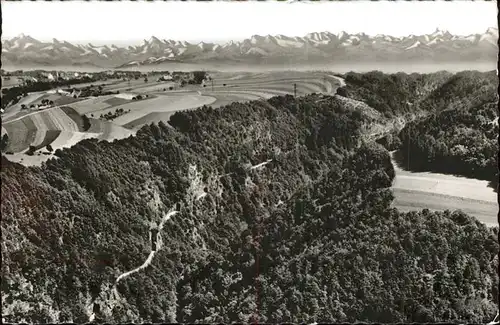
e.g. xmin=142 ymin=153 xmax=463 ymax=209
xmin=29 ymin=113 xmax=48 ymax=147
xmin=391 ymin=153 xmax=497 ymax=227
xmin=393 ymin=189 xmax=497 ymax=227
xmin=111 ymin=94 xmax=217 ymax=126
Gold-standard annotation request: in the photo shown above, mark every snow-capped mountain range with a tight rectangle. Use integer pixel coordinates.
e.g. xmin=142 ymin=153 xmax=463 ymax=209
xmin=2 ymin=28 xmax=497 ymax=68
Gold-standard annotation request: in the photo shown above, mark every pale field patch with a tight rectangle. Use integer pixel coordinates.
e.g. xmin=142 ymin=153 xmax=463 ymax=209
xmin=50 ymin=130 xmax=102 ymax=150
xmin=29 ymin=113 xmax=48 ymax=147
xmin=44 ymin=108 xmax=80 ymax=131
xmin=69 ymin=96 xmax=113 ymax=114
xmin=121 ymin=71 xmax=343 ymax=130
xmin=111 ymin=94 xmax=216 ymax=126
xmin=390 ymin=152 xmax=497 ymax=226
xmin=2 ymin=92 xmax=46 ymax=121
xmin=3 ymin=152 xmax=51 ymax=167
xmin=113 ymin=93 xmax=137 ymax=100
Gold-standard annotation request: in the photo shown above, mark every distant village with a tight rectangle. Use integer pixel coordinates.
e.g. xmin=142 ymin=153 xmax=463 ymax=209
xmin=1 ymin=69 xmax=204 ymax=86
xmin=1 ymin=69 xmax=209 ymax=112
xmin=2 ymin=69 xmax=143 ymax=85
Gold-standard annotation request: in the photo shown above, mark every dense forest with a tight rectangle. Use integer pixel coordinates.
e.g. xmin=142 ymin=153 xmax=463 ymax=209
xmin=1 ymin=72 xmax=498 ymax=323
xmin=340 ymin=70 xmax=498 ymax=189
xmin=336 ymin=70 xmax=453 ymax=118
xmin=397 ymin=72 xmax=498 ymax=188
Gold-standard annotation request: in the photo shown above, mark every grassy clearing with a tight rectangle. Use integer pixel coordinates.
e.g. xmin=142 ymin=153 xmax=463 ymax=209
xmin=391 ymin=152 xmax=496 ymax=203
xmin=390 ymin=152 xmax=497 ymax=227
xmin=87 ymin=118 xmax=105 ymax=133
xmin=393 ymin=188 xmax=497 ymax=227
xmin=50 ymin=130 xmax=101 ymax=150
xmin=34 ymin=130 xmax=62 ymax=151
xmin=112 ymin=94 xmax=216 ymax=126
xmin=60 ymin=106 xmax=85 ymax=131
xmin=97 ymin=122 xmax=136 ymax=142
xmin=123 ymin=112 xmax=175 ymax=130
xmin=103 ymin=97 xmax=130 ymax=107
xmin=3 ymin=118 xmax=37 ymax=153
xmin=68 ymin=97 xmax=113 ymax=114
xmin=39 ymin=111 xmax=58 ymax=130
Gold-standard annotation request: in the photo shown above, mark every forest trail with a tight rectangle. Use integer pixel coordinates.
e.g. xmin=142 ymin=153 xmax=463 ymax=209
xmin=250 ymin=159 xmax=273 ymax=170
xmin=113 ymin=158 xmax=273 ymax=286
xmin=88 ymin=158 xmax=275 ymax=322
xmin=112 ymin=158 xmax=273 ymax=285
xmin=115 ymin=209 xmax=179 ymax=284
xmin=330 ymin=75 xmax=346 ymax=88
xmin=88 ymin=209 xmax=178 ymax=322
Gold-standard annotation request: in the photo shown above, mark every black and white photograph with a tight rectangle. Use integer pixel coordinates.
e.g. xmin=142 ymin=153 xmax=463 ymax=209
xmin=1 ymin=0 xmax=498 ymax=323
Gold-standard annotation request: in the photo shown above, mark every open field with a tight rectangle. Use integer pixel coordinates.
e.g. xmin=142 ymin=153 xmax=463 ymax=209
xmin=87 ymin=117 xmax=136 ymax=140
xmin=393 ymin=189 xmax=497 ymax=227
xmin=2 ymin=102 xmax=133 ymax=160
xmin=3 ymin=71 xmax=343 ymax=164
xmin=3 ymin=117 xmax=37 ymax=153
xmin=67 ymin=96 xmax=116 ymax=114
xmin=390 ymin=152 xmax=497 ymax=227
xmin=3 ymin=106 xmax=82 ymax=153
xmin=111 ymin=94 xmax=217 ymax=126
xmin=121 ymin=71 xmax=343 ymax=129
xmin=2 ymin=92 xmax=46 ymax=120
xmin=1 ymin=78 xmax=24 ymax=89
xmin=34 ymin=130 xmax=61 ymax=150
xmin=129 ymin=82 xmax=177 ymax=94
xmin=67 ymin=93 xmax=141 ymax=115
xmin=50 ymin=130 xmax=102 ymax=150
xmin=3 ymin=152 xmax=54 ymax=166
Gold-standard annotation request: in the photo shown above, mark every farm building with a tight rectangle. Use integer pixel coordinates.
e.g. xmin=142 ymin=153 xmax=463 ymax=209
xmin=158 ymin=75 xmax=173 ymax=82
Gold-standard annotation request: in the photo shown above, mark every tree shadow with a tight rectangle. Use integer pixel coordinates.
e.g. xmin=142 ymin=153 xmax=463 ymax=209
xmin=392 ymin=149 xmax=499 ymax=194
xmin=487 ymin=178 xmax=499 ymax=194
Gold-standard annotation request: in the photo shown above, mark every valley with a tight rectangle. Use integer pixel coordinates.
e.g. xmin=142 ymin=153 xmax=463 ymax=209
xmin=3 ymin=1 xmax=499 ymax=323
xmin=1 ymin=68 xmax=498 ymax=324
xmin=1 ymin=69 xmax=497 ymax=226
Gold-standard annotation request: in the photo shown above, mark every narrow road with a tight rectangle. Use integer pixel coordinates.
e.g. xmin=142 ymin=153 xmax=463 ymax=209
xmin=3 ymin=105 xmax=62 ymax=125
xmin=330 ymin=75 xmax=346 ymax=88
xmin=250 ymin=159 xmax=273 ymax=170
xmin=115 ymin=209 xmax=179 ymax=284
xmin=89 ymin=209 xmax=179 ymax=322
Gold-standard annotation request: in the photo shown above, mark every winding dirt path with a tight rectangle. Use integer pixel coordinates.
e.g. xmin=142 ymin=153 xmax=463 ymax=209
xmin=114 ymin=210 xmax=179 ymax=284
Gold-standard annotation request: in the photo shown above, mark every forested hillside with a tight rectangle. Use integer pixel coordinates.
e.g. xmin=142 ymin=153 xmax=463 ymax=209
xmin=397 ymin=72 xmax=498 ymax=188
xmin=336 ymin=70 xmax=453 ymax=118
xmin=2 ymin=76 xmax=498 ymax=323
xmin=340 ymin=70 xmax=498 ymax=189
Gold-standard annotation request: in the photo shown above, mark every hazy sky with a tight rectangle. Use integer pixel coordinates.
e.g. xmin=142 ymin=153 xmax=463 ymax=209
xmin=2 ymin=0 xmax=497 ymax=45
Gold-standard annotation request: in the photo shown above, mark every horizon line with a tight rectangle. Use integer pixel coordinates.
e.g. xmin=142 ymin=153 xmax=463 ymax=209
xmin=2 ymin=26 xmax=497 ymax=46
